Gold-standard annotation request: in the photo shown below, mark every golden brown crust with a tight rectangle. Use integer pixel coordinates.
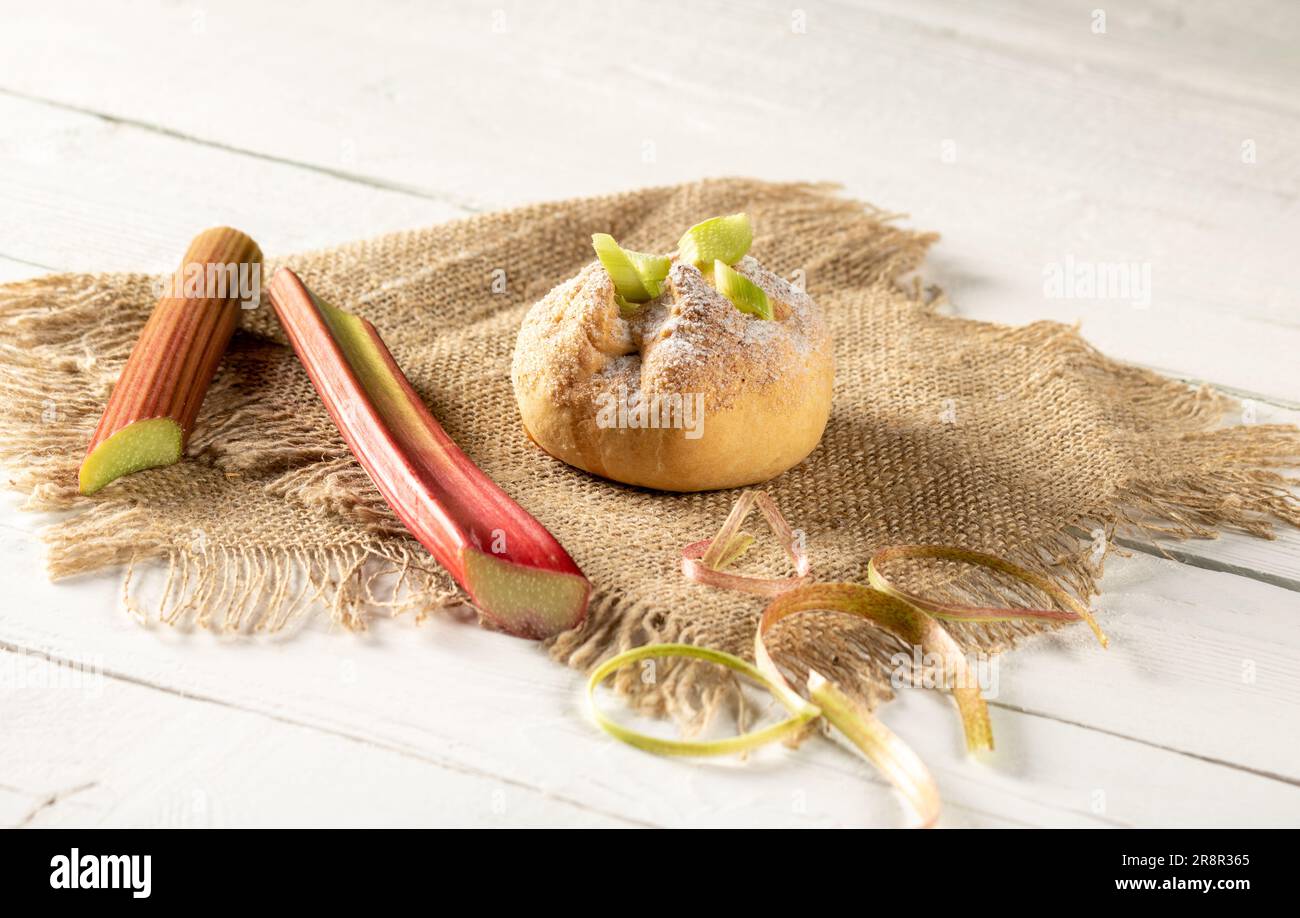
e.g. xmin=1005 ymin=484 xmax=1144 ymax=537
xmin=511 ymin=256 xmax=833 ymax=491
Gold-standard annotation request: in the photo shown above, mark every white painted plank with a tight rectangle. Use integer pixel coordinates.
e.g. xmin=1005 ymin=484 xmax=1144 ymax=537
xmin=0 ymin=786 xmax=32 ymax=827
xmin=0 ymin=0 xmax=1297 ymax=828
xmin=1 ymin=494 xmax=1297 ymax=827
xmin=0 ymin=648 xmax=633 ymax=828
xmin=876 ymin=686 xmax=1300 ymax=828
xmin=0 ymin=95 xmax=464 ymax=275
xmin=0 ymin=31 xmax=1295 ymax=591
xmin=3 ymin=87 xmax=1290 ymax=618
xmin=1113 ymin=399 xmax=1300 ymax=590
xmin=0 ymin=256 xmax=49 ymax=284
xmin=1 ymin=0 xmax=1296 ymax=397
xmin=994 ymin=552 xmax=1300 ymax=782
xmin=1119 ymin=528 xmax=1300 ymax=594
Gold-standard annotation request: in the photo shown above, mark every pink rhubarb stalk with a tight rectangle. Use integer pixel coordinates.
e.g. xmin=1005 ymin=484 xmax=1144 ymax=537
xmin=268 ymin=268 xmax=590 ymax=639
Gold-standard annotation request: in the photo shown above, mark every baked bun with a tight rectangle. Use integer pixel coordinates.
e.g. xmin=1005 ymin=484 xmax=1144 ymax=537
xmin=512 ymin=255 xmax=833 ymax=492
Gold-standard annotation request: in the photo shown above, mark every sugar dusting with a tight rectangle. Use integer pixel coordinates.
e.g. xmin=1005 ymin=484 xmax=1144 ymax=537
xmin=513 ymin=255 xmax=828 ymax=413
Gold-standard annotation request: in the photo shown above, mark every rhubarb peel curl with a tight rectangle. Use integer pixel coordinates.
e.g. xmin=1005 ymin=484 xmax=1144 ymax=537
xmin=590 ymin=492 xmax=1106 ymax=826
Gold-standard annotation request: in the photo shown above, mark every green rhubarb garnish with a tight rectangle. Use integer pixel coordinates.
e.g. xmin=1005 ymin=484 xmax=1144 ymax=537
xmin=592 ymin=233 xmax=670 ymax=305
xmin=714 ymin=260 xmax=772 ymax=320
xmin=677 ymin=213 xmax=752 ymax=268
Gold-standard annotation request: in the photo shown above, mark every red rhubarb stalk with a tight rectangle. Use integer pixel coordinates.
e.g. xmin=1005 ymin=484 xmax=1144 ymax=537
xmin=80 ymin=227 xmax=262 ymax=494
xmin=267 ymin=268 xmax=590 ymax=639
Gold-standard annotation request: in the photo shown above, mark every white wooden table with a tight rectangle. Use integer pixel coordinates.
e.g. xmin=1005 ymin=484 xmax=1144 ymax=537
xmin=2 ymin=0 xmax=1297 ymax=828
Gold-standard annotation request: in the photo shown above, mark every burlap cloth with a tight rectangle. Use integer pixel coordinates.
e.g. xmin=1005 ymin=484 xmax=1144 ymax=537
xmin=2 ymin=179 xmax=1296 ymax=722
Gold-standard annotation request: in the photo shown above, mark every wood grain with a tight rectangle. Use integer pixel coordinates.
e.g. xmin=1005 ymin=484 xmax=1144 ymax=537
xmin=0 ymin=1 xmax=1295 ymax=397
xmin=0 ymin=0 xmax=1296 ymax=827
xmin=2 ymin=496 xmax=1298 ymax=827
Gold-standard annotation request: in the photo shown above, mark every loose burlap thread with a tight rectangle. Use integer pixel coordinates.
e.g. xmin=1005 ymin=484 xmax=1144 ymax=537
xmin=1 ymin=179 xmax=1297 ymax=724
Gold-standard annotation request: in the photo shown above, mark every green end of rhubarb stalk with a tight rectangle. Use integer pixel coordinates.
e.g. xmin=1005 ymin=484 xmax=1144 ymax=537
xmin=592 ymin=233 xmax=670 ymax=305
xmin=462 ymin=548 xmax=592 ymax=640
xmin=78 ymin=227 xmax=261 ymax=496
xmin=677 ymin=213 xmax=752 ymax=268
xmin=714 ymin=260 xmax=772 ymax=320
xmin=587 ymin=643 xmax=819 ymax=757
xmin=805 ymin=671 xmax=941 ymax=828
xmin=78 ymin=417 xmax=183 ymax=495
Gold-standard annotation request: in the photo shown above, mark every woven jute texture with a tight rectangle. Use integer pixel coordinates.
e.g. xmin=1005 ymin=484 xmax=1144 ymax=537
xmin=1 ymin=178 xmax=1296 ymax=722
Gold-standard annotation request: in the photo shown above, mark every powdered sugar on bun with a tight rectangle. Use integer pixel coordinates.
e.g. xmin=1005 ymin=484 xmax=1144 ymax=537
xmin=512 ymin=254 xmax=833 ymax=492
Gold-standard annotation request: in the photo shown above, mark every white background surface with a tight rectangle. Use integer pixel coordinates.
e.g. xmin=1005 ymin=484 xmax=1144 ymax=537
xmin=1 ymin=0 xmax=1297 ymax=827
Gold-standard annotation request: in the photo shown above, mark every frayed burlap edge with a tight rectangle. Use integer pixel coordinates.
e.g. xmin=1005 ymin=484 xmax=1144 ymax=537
xmin=0 ymin=273 xmax=466 ymax=635
xmin=1 ymin=183 xmax=1297 ymax=732
xmin=546 ymin=294 xmax=1300 ymax=725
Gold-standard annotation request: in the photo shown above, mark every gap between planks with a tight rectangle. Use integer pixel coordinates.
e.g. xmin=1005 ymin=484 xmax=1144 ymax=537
xmin=0 ymin=85 xmax=484 ymax=217
xmin=988 ymin=700 xmax=1300 ymax=790
xmin=0 ymin=637 xmax=1075 ymax=828
xmin=1 ymin=11 xmax=1295 ymax=814
xmin=0 ymin=619 xmax=1292 ymax=812
xmin=0 ymin=639 xmax=656 ymax=829
xmin=1113 ymin=534 xmax=1300 ymax=594
xmin=2 ymin=86 xmax=1294 ymax=423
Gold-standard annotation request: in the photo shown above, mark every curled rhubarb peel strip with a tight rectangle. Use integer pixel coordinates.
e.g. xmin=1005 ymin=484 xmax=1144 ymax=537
xmin=587 ymin=643 xmax=818 ymax=757
xmin=629 ymin=483 xmax=1107 ymax=825
xmin=681 ymin=541 xmax=806 ymax=597
xmin=868 ymin=545 xmax=1108 ymax=648
xmin=683 ymin=490 xmax=809 ymax=595
xmin=268 ymin=269 xmax=590 ymax=640
xmin=712 ymin=532 xmax=756 ymax=570
xmin=588 ymin=639 xmax=937 ymax=827
xmin=806 ymin=672 xmax=941 ymax=829
xmin=699 ymin=491 xmax=756 ymax=570
xmin=754 ymin=492 xmax=811 ymax=577
xmin=757 ymin=582 xmax=993 ymax=753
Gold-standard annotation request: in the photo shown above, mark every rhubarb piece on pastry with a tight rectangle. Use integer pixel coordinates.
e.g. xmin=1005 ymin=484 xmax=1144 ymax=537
xmin=512 ymin=220 xmax=833 ymax=492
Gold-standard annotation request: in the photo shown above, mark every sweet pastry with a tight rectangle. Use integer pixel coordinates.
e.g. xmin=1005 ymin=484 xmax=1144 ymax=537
xmin=511 ymin=215 xmax=833 ymax=492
